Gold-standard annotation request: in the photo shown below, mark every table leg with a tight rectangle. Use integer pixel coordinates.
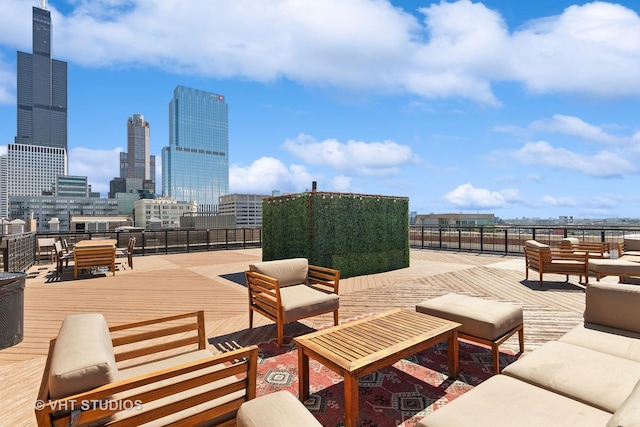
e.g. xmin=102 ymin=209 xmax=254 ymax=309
xmin=448 ymin=330 xmax=459 ymax=379
xmin=343 ymin=374 xmax=359 ymax=427
xmin=298 ymin=347 xmax=310 ymax=401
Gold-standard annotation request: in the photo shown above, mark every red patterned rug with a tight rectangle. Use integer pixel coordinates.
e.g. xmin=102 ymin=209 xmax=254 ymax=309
xmin=255 ymin=335 xmax=518 ymax=427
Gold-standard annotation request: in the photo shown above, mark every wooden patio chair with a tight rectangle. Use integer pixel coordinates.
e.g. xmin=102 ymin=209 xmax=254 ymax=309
xmin=245 ymin=258 xmax=340 ymax=347
xmin=524 ymin=240 xmax=589 ymax=287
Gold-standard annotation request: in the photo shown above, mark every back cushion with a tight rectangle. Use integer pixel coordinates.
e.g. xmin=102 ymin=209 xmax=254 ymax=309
xmin=525 ymin=240 xmax=549 ymax=249
xmin=49 ymin=313 xmax=118 ymax=399
xmin=624 ymin=238 xmax=640 ymax=252
xmin=559 ymin=238 xmax=579 ymax=248
xmin=249 ymin=258 xmax=309 ymax=287
xmin=585 ymin=283 xmax=640 ymax=334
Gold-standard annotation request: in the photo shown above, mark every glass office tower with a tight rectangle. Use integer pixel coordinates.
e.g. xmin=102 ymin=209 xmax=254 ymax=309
xmin=16 ymin=5 xmax=68 ymax=149
xmin=162 ymin=86 xmax=229 ymax=212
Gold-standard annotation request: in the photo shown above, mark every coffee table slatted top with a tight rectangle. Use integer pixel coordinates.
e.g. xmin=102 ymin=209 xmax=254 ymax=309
xmin=294 ymin=309 xmax=460 ymax=372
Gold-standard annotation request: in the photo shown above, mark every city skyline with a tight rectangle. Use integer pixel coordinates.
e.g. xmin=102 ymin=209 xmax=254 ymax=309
xmin=0 ymin=1 xmax=640 ymax=219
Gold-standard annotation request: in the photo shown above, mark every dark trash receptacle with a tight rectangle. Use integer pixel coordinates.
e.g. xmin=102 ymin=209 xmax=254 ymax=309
xmin=0 ymin=272 xmax=26 ymax=350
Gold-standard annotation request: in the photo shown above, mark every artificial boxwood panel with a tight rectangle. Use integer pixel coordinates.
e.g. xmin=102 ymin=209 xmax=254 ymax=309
xmin=262 ymin=192 xmax=409 ymax=278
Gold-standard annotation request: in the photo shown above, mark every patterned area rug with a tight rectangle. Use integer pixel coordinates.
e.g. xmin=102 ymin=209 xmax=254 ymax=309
xmin=256 ymin=336 xmax=518 ymax=427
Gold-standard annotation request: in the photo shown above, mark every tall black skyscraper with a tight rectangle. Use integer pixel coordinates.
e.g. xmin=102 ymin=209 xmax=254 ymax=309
xmin=15 ymin=3 xmax=67 ymax=149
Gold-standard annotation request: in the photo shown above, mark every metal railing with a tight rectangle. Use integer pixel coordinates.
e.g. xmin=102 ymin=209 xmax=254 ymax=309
xmin=409 ymin=225 xmax=640 ymax=256
xmin=1 ymin=228 xmax=262 ymax=272
xmin=3 ymin=225 xmax=640 ymax=273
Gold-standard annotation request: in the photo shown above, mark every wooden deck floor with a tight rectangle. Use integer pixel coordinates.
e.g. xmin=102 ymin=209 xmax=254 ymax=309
xmin=0 ymin=247 xmax=608 ymax=427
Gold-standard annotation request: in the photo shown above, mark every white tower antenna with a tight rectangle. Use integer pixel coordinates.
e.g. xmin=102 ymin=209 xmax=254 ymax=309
xmin=41 ymin=0 xmax=47 ymax=10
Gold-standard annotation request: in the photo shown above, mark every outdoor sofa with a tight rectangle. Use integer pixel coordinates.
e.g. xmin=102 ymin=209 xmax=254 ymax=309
xmin=523 ymin=239 xmax=589 ymax=286
xmin=419 ymin=281 xmax=640 ymax=427
xmin=35 ymin=311 xmax=259 ymax=426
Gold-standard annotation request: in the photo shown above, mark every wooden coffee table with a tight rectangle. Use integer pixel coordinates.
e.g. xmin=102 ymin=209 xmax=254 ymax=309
xmin=294 ymin=308 xmax=461 ymax=427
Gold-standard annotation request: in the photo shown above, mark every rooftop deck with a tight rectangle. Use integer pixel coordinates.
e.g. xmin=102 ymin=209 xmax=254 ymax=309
xmin=0 ymin=247 xmax=609 ymax=426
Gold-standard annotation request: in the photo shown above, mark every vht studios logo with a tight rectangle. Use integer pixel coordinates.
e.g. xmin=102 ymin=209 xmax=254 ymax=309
xmin=35 ymin=399 xmax=143 ymax=412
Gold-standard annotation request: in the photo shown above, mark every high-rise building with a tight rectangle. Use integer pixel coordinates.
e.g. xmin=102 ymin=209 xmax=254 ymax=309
xmin=3 ymin=3 xmax=68 ymax=218
xmin=16 ymin=4 xmax=67 ymax=150
xmin=162 ymin=85 xmax=229 ymax=212
xmin=109 ymin=114 xmax=156 ymax=198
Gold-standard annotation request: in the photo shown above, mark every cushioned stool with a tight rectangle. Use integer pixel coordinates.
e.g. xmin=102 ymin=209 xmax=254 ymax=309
xmin=416 ymin=294 xmax=524 ymax=374
xmin=589 ymin=258 xmax=640 ymax=283
xmin=236 ymin=390 xmax=321 ymax=427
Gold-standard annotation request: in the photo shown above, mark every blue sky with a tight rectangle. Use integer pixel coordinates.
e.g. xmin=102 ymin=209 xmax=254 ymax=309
xmin=1 ymin=0 xmax=639 ymax=220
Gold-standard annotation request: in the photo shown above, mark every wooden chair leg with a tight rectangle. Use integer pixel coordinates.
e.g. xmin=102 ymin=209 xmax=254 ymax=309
xmin=248 ymin=309 xmax=254 ymax=329
xmin=333 ymin=310 xmax=339 ymax=326
xmin=518 ymin=326 xmax=525 ymax=353
xmin=492 ymin=343 xmax=500 ymax=375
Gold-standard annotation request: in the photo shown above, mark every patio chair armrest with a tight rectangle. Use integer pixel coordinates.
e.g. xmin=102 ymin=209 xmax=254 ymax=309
xmin=308 ymin=264 xmax=340 ymax=294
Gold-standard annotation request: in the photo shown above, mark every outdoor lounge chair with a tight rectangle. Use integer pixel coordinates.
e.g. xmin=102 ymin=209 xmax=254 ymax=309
xmin=244 ymin=258 xmax=340 ymax=347
xmin=116 ymin=236 xmax=136 ymax=269
xmin=557 ymin=237 xmax=610 ymax=258
xmin=524 ymin=240 xmax=589 ymax=287
xmin=35 ymin=311 xmax=259 ymax=426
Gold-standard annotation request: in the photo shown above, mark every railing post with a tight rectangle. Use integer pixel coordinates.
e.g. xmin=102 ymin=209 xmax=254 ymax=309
xmin=458 ymin=228 xmax=462 ymax=251
xmin=438 ymin=228 xmax=442 ymax=249
xmin=187 ymin=229 xmax=190 ymax=253
xmin=206 ymin=229 xmax=210 ymax=251
xmin=421 ymin=226 xmax=424 ymax=248
xmin=480 ymin=226 xmax=484 ymax=253
xmin=504 ymin=229 xmax=508 ymax=254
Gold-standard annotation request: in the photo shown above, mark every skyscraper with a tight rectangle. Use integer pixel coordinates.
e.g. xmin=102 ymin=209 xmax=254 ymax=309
xmin=2 ymin=2 xmax=68 ymax=219
xmin=162 ymin=86 xmax=229 ymax=211
xmin=111 ymin=114 xmax=156 ymax=195
xmin=16 ymin=4 xmax=68 ymax=149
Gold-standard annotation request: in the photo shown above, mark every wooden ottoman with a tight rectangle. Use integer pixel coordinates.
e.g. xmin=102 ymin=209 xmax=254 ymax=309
xmin=416 ymin=294 xmax=524 ymax=374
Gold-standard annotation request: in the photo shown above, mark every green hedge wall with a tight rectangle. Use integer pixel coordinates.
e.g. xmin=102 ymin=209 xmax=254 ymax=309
xmin=262 ymin=192 xmax=409 ymax=278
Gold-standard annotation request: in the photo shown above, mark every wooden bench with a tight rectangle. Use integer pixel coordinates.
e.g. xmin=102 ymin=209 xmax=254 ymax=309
xmin=558 ymin=238 xmax=610 ymax=258
xmin=36 ymin=311 xmax=259 ymax=427
xmin=524 ymin=240 xmax=589 ymax=287
xmin=73 ymin=245 xmax=117 ymax=279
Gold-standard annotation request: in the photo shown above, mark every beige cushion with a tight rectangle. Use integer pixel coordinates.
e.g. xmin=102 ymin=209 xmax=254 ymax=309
xmin=280 ymin=284 xmax=339 ymax=323
xmin=525 ymin=240 xmax=549 ymax=250
xmin=607 ymin=379 xmax=640 ymax=427
xmin=416 ymin=294 xmax=522 ymax=341
xmin=559 ymin=323 xmax=640 ymax=363
xmin=589 ymin=259 xmax=640 ymax=276
xmin=624 ymin=238 xmax=640 ymax=252
xmin=418 ymin=375 xmax=611 ymax=427
xmin=559 ymin=238 xmax=579 ymax=247
xmin=237 ymin=390 xmax=322 ymax=427
xmin=249 ymin=258 xmax=309 ymax=287
xmin=502 ymin=340 xmax=640 ymax=413
xmin=49 ymin=313 xmax=118 ymax=399
xmin=585 ymin=282 xmax=640 ymax=334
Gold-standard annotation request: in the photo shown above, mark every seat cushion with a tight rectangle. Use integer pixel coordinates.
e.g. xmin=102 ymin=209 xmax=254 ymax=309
xmin=589 ymin=259 xmax=640 ymax=276
xmin=237 ymin=390 xmax=322 ymax=427
xmin=525 ymin=240 xmax=549 ymax=250
xmin=624 ymin=238 xmax=640 ymax=252
xmin=418 ymin=375 xmax=611 ymax=427
xmin=559 ymin=323 xmax=640 ymax=363
xmin=416 ymin=294 xmax=523 ymax=341
xmin=280 ymin=285 xmax=339 ymax=323
xmin=502 ymin=340 xmax=640 ymax=413
xmin=49 ymin=313 xmax=118 ymax=399
xmin=249 ymin=258 xmax=309 ymax=287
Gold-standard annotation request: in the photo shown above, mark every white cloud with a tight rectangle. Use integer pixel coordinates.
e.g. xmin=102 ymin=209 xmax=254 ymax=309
xmin=69 ymin=147 xmax=121 ymax=195
xmin=443 ymin=183 xmax=519 ymax=210
xmin=530 ymin=114 xmax=623 ymax=144
xmin=229 ymin=157 xmax=313 ymax=194
xmin=510 ymin=141 xmax=635 ymax=177
xmin=330 ymin=175 xmax=352 ymax=192
xmin=282 ymin=133 xmax=418 ymax=176
xmin=3 ymin=1 xmax=640 ymax=105
xmin=542 ymin=195 xmax=576 ymax=207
